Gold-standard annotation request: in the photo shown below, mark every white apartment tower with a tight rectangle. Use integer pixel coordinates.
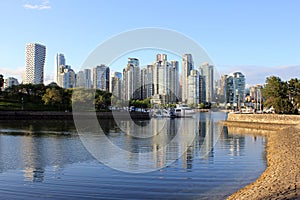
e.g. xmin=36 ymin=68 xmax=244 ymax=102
xmin=187 ymin=70 xmax=200 ymax=105
xmin=25 ymin=43 xmax=46 ymax=84
xmin=123 ymin=58 xmax=141 ymax=100
xmin=153 ymin=54 xmax=169 ymax=96
xmin=182 ymin=54 xmax=193 ymax=103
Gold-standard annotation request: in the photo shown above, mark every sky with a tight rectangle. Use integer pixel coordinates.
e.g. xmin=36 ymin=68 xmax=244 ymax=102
xmin=0 ymin=0 xmax=299 ymax=86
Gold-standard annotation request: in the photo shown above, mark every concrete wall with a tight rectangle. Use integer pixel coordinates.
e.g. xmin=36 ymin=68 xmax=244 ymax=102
xmin=227 ymin=113 xmax=300 ymax=125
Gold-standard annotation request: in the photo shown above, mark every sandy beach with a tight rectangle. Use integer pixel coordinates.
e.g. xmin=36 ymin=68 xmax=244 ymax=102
xmin=224 ymin=122 xmax=300 ymax=199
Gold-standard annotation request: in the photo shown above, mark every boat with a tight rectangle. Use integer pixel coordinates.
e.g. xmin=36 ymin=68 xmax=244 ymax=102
xmin=162 ymin=108 xmax=177 ymax=118
xmin=174 ymin=104 xmax=195 ymax=117
xmin=151 ymin=110 xmax=163 ymax=118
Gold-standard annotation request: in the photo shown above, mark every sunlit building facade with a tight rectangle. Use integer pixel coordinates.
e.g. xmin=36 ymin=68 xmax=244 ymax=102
xmin=25 ymin=43 xmax=46 ymax=84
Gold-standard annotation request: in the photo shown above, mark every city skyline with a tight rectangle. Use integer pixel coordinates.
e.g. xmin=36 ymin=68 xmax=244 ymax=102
xmin=0 ymin=1 xmax=299 ymax=85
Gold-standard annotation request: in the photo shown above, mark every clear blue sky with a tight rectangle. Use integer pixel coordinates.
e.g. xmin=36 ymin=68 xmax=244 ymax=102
xmin=0 ymin=0 xmax=299 ymax=85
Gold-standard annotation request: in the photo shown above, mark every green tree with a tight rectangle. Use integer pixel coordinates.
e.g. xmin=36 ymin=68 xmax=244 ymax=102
xmin=95 ymin=95 xmax=104 ymax=111
xmin=0 ymin=74 xmax=4 ymax=88
xmin=199 ymin=103 xmax=205 ymax=109
xmin=288 ymin=78 xmax=300 ymax=112
xmin=42 ymin=88 xmax=62 ymax=107
xmin=261 ymin=76 xmax=292 ymax=114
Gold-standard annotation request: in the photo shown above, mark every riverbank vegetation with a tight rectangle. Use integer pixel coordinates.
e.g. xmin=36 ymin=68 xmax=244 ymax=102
xmin=0 ymin=83 xmax=112 ymax=111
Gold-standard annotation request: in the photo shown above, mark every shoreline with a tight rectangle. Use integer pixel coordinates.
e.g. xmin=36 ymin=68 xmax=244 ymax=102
xmin=0 ymin=111 xmax=150 ymax=120
xmin=224 ymin=119 xmax=300 ymax=199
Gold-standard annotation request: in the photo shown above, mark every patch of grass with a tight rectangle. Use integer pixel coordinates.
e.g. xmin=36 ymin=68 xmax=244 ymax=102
xmin=0 ymin=101 xmax=21 ymax=110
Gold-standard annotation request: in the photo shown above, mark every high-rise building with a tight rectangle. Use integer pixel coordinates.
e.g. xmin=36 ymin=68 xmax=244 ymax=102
xmin=226 ymin=75 xmax=234 ymax=106
xmin=75 ymin=71 xmax=84 ymax=88
xmin=3 ymin=77 xmax=19 ymax=89
xmin=93 ymin=65 xmax=110 ymax=91
xmin=199 ymin=62 xmax=214 ymax=103
xmin=232 ymin=72 xmax=246 ymax=106
xmin=123 ymin=58 xmax=141 ymax=100
xmin=75 ymin=69 xmax=92 ymax=88
xmin=110 ymin=71 xmax=122 ymax=99
xmin=150 ymin=54 xmax=179 ymax=104
xmin=225 ymin=72 xmax=246 ymax=108
xmin=170 ymin=60 xmax=179 ymax=103
xmin=199 ymin=75 xmax=206 ymax=103
xmin=182 ymin=54 xmax=193 ymax=103
xmin=57 ymin=65 xmax=75 ymax=89
xmin=187 ymin=70 xmax=199 ymax=105
xmin=153 ymin=54 xmax=169 ymax=96
xmin=250 ymin=84 xmax=262 ymax=103
xmin=215 ymin=75 xmax=228 ymax=103
xmin=249 ymin=84 xmax=262 ymax=110
xmin=25 ymin=43 xmax=46 ymax=84
xmin=141 ymin=65 xmax=154 ymax=100
xmin=84 ymin=69 xmax=92 ymax=88
xmin=54 ymin=53 xmax=65 ymax=84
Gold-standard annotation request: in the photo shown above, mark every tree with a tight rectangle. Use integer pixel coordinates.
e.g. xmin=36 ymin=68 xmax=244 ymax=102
xmin=42 ymin=88 xmax=62 ymax=107
xmin=261 ymin=76 xmax=292 ymax=114
xmin=0 ymin=74 xmax=4 ymax=94
xmin=199 ymin=103 xmax=205 ymax=109
xmin=288 ymin=78 xmax=300 ymax=112
xmin=95 ymin=95 xmax=104 ymax=111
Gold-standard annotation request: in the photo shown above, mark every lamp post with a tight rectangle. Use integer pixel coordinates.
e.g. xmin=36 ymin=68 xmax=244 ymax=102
xmin=21 ymin=97 xmax=24 ymax=111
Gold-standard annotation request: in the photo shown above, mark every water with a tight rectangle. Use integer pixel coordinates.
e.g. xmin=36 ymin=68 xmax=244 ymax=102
xmin=0 ymin=112 xmax=267 ymax=199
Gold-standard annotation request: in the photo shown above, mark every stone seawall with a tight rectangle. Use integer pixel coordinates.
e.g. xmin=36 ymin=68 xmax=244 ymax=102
xmin=227 ymin=113 xmax=300 ymax=125
xmin=0 ymin=111 xmax=150 ymax=120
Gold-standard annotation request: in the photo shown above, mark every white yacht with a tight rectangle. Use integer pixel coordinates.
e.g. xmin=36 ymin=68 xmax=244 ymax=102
xmin=151 ymin=109 xmax=163 ymax=118
xmin=174 ymin=104 xmax=195 ymax=117
xmin=162 ymin=108 xmax=177 ymax=118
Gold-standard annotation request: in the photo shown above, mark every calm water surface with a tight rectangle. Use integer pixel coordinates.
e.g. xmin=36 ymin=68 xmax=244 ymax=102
xmin=0 ymin=112 xmax=267 ymax=199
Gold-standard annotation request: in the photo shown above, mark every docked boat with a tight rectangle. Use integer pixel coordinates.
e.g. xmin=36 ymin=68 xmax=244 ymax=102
xmin=151 ymin=110 xmax=163 ymax=118
xmin=162 ymin=108 xmax=177 ymax=118
xmin=174 ymin=104 xmax=195 ymax=117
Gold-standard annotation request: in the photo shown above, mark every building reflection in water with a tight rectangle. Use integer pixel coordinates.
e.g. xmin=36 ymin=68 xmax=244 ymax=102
xmin=73 ymin=113 xmax=235 ymax=172
xmin=0 ymin=120 xmax=93 ymax=182
xmin=0 ymin=113 xmax=250 ymax=176
xmin=197 ymin=112 xmax=214 ymax=159
xmin=221 ymin=126 xmax=245 ymax=157
xmin=21 ymin=136 xmax=45 ymax=182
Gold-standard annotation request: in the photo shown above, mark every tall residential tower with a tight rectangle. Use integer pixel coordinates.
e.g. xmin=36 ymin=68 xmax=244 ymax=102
xmin=182 ymin=54 xmax=193 ymax=103
xmin=123 ymin=58 xmax=141 ymax=100
xmin=25 ymin=43 xmax=46 ymax=84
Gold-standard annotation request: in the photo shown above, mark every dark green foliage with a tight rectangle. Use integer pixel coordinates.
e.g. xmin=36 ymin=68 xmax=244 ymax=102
xmin=262 ymin=76 xmax=299 ymax=114
xmin=0 ymin=74 xmax=4 ymax=88
xmin=129 ymin=98 xmax=151 ymax=109
xmin=0 ymin=83 xmax=112 ymax=112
